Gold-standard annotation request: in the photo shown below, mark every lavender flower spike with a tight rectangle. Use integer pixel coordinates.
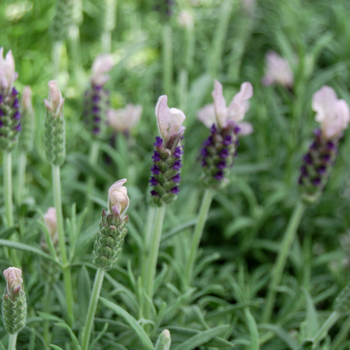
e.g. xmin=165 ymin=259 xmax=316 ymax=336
xmin=0 ymin=48 xmax=21 ymax=151
xmin=150 ymin=95 xmax=185 ymax=206
xmin=199 ymin=80 xmax=253 ymax=189
xmin=299 ymin=86 xmax=350 ymax=203
xmin=83 ymin=54 xmax=114 ymax=138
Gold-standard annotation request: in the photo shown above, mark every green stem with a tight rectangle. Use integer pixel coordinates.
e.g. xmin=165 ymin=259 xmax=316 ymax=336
xmin=4 ymin=151 xmax=14 ymax=227
xmin=101 ymin=31 xmax=111 ymax=53
xmin=331 ymin=313 xmax=350 ymax=350
xmin=312 ymin=311 xmax=339 ymax=349
xmin=141 ymin=207 xmax=156 ymax=289
xmin=81 ymin=268 xmax=105 ymax=350
xmin=144 ymin=206 xmax=166 ymax=320
xmin=87 ymin=141 xmax=100 ymax=219
xmin=162 ymin=24 xmax=173 ymax=100
xmin=17 ymin=152 xmax=27 ymax=204
xmin=185 ymin=189 xmax=214 ymax=287
xmin=8 ymin=333 xmax=17 ymax=350
xmin=43 ymin=284 xmax=51 ymax=348
xmin=52 ymin=165 xmax=74 ymax=325
xmin=68 ymin=24 xmax=84 ymax=89
xmin=262 ymin=201 xmax=306 ymax=323
xmin=52 ymin=41 xmax=63 ymax=80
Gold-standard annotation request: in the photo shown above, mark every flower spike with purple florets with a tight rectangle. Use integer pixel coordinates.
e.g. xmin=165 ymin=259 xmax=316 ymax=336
xmin=150 ymin=95 xmax=185 ymax=207
xmin=198 ymin=80 xmax=253 ymax=189
xmin=83 ymin=55 xmax=114 ymax=138
xmin=0 ymin=48 xmax=21 ymax=151
xmin=299 ymin=86 xmax=350 ymax=203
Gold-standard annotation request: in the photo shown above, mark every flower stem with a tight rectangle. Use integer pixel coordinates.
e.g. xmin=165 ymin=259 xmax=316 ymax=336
xmin=8 ymin=333 xmax=17 ymax=350
xmin=144 ymin=206 xmax=166 ymax=320
xmin=162 ymin=23 xmax=173 ymax=101
xmin=4 ymin=151 xmax=14 ymax=227
xmin=43 ymin=284 xmax=51 ymax=348
xmin=185 ymin=189 xmax=214 ymax=287
xmin=262 ymin=200 xmax=305 ymax=323
xmin=312 ymin=311 xmax=339 ymax=349
xmin=101 ymin=31 xmax=111 ymax=53
xmin=52 ymin=165 xmax=74 ymax=325
xmin=81 ymin=268 xmax=105 ymax=350
xmin=87 ymin=141 xmax=100 ymax=220
xmin=17 ymin=152 xmax=27 ymax=204
xmin=52 ymin=41 xmax=63 ymax=80
xmin=141 ymin=207 xmax=156 ymax=288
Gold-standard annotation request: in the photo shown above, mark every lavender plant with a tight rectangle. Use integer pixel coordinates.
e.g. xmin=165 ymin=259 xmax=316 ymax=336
xmin=144 ymin=95 xmax=186 ymax=319
xmin=82 ymin=179 xmax=129 ymax=350
xmin=0 ymin=48 xmax=21 ymax=229
xmin=43 ymin=81 xmax=74 ymax=324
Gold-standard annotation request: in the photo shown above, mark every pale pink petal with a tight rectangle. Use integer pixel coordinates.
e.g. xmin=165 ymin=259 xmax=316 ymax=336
xmin=312 ymin=86 xmax=338 ymax=123
xmin=43 ymin=207 xmax=57 ymax=236
xmin=155 ymin=95 xmax=186 ymax=142
xmin=197 ymin=104 xmax=217 ymax=128
xmin=262 ymin=51 xmax=293 ymax=87
xmin=22 ymin=86 xmax=32 ymax=112
xmin=227 ymin=82 xmax=253 ymax=122
xmin=212 ymin=80 xmax=227 ymax=128
xmin=336 ymin=99 xmax=350 ymax=130
xmin=108 ymin=179 xmax=129 ymax=215
xmin=237 ymin=121 xmax=253 ymax=136
xmin=91 ymin=54 xmax=114 ymax=86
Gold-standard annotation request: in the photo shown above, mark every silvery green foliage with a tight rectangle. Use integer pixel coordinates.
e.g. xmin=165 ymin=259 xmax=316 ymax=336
xmin=51 ymin=0 xmax=74 ymax=42
xmin=93 ymin=209 xmax=128 ymax=271
xmin=334 ymin=282 xmax=350 ymax=314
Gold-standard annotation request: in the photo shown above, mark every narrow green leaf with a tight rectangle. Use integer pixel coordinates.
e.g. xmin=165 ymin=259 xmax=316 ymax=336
xmin=0 ymin=226 xmax=18 ymax=239
xmin=100 ymin=297 xmax=155 ymax=350
xmin=172 ymin=325 xmax=229 ymax=350
xmin=50 ymin=345 xmax=65 ymax=350
xmin=303 ymin=287 xmax=319 ymax=338
xmin=244 ymin=308 xmax=259 ymax=350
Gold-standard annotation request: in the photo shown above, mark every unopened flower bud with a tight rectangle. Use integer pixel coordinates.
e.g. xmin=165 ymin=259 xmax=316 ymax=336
xmin=2 ymin=267 xmax=27 ymax=334
xmin=0 ymin=48 xmax=21 ymax=151
xmin=155 ymin=329 xmax=171 ymax=350
xmin=18 ymin=86 xmax=34 ymax=152
xmin=178 ymin=10 xmax=194 ymax=30
xmin=44 ymin=81 xmax=66 ymax=166
xmin=91 ymin=55 xmax=114 ymax=86
xmin=108 ymin=179 xmax=129 ymax=216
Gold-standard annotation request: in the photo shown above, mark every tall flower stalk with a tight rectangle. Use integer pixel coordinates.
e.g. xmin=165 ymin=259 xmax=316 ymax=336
xmin=83 ymin=55 xmax=114 ymax=217
xmin=17 ymin=86 xmax=34 ymax=204
xmin=81 ymin=179 xmax=129 ymax=350
xmin=101 ymin=0 xmax=117 ymax=53
xmin=262 ymin=85 xmax=350 ymax=323
xmin=185 ymin=80 xmax=253 ymax=287
xmin=43 ymin=81 xmax=74 ymax=325
xmin=143 ymin=95 xmax=186 ymax=320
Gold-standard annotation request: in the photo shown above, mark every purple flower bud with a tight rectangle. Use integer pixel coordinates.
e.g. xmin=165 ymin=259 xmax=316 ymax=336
xmin=174 ymin=147 xmax=183 ymax=158
xmin=312 ymin=177 xmax=321 ymax=186
xmin=314 ymin=128 xmax=321 ymax=137
xmin=13 ymin=111 xmax=20 ymax=120
xmin=93 ymin=127 xmax=100 ymax=134
xmin=154 ymin=137 xmax=163 ymax=146
xmin=152 ymin=151 xmax=161 ymax=161
xmin=0 ymin=95 xmax=3 ymax=103
xmin=92 ymin=106 xmax=100 ymax=114
xmin=94 ymin=117 xmax=101 ymax=123
xmin=327 ymin=141 xmax=335 ymax=150
xmin=214 ymin=171 xmax=224 ymax=181
xmin=223 ymin=135 xmax=232 ymax=146
xmin=94 ymin=85 xmax=102 ymax=91
xmin=92 ymin=95 xmax=100 ymax=103
xmin=173 ymin=174 xmax=181 ymax=183
xmin=151 ymin=165 xmax=160 ymax=174
xmin=171 ymin=186 xmax=180 ymax=194
xmin=15 ymin=123 xmax=21 ymax=131
xmin=211 ymin=124 xmax=217 ymax=134
xmin=13 ymin=99 xmax=19 ymax=108
xmin=149 ymin=177 xmax=158 ymax=186
xmin=173 ymin=160 xmax=182 ymax=170
xmin=303 ymin=154 xmax=312 ymax=164
xmin=220 ymin=149 xmax=229 ymax=158
xmin=0 ymin=109 xmax=3 ymax=116
xmin=0 ymin=120 xmax=3 ymax=127
xmin=300 ymin=166 xmax=308 ymax=176
xmin=323 ymin=154 xmax=330 ymax=162
xmin=310 ymin=142 xmax=316 ymax=150
xmin=298 ymin=176 xmax=303 ymax=185
xmin=318 ymin=165 xmax=326 ymax=174
xmin=151 ymin=190 xmax=158 ymax=196
xmin=201 ymin=159 xmax=207 ymax=167
xmin=217 ymin=161 xmax=226 ymax=170
xmin=234 ymin=125 xmax=241 ymax=134
xmin=12 ymin=88 xmax=19 ymax=96
xmin=204 ymin=136 xmax=213 ymax=146
xmin=201 ymin=148 xmax=208 ymax=157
